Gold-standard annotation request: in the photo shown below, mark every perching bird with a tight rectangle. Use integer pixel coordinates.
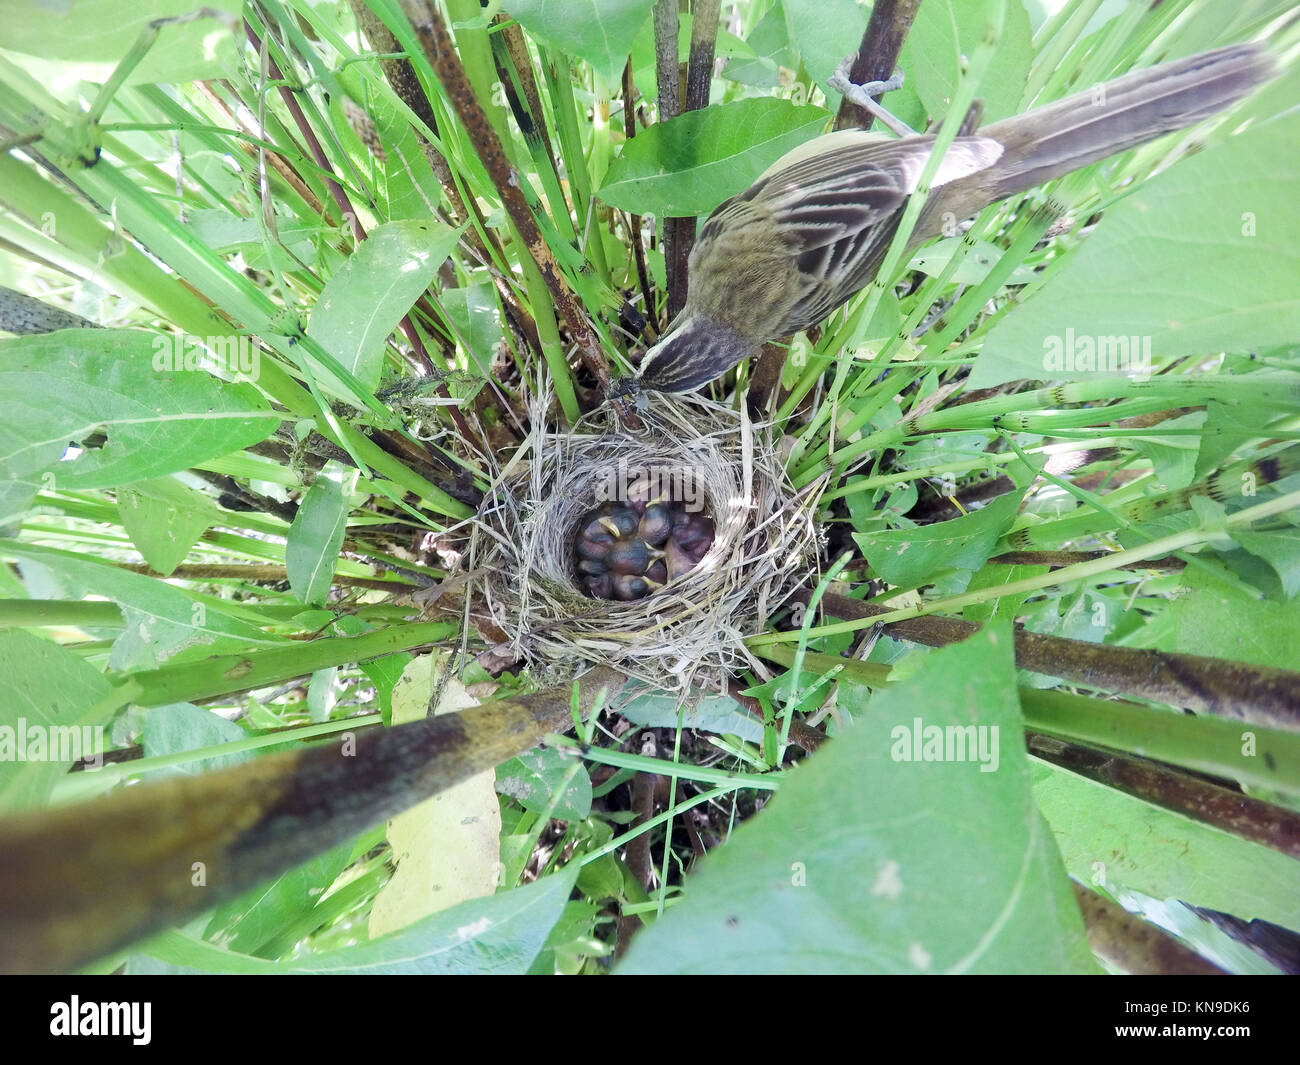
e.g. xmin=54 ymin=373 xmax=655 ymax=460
xmin=633 ymin=43 xmax=1274 ymax=395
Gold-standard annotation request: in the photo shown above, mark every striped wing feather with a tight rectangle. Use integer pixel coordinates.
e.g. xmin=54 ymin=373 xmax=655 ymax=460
xmin=702 ymin=135 xmax=1001 ymax=334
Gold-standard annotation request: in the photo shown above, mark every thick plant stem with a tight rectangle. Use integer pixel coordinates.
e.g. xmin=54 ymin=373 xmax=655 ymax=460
xmin=791 ymin=589 xmax=1300 ymax=732
xmin=399 ymin=0 xmax=611 ymax=390
xmin=834 ymin=0 xmax=922 ymax=131
xmin=0 ymin=667 xmax=625 ymax=974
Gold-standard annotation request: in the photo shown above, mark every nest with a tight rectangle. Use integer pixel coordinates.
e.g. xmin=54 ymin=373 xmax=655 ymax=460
xmin=471 ymin=391 xmax=825 ymax=692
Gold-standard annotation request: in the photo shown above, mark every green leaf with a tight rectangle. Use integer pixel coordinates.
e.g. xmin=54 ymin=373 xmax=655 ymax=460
xmin=286 ymin=463 xmax=352 ymax=607
xmin=117 ymin=477 xmax=220 ymax=576
xmin=202 ymin=840 xmax=354 ymax=957
xmin=911 ymin=237 xmax=1037 ymax=286
xmin=2 ymin=0 xmax=240 ymax=86
xmin=359 ymin=650 xmax=411 ymax=725
xmin=307 ymin=667 xmax=339 ymax=723
xmin=1231 ymin=529 xmax=1300 ymax=599
xmin=140 ymin=701 xmax=250 ymax=776
xmin=618 ymin=624 xmax=1095 ymax=974
xmin=3 ymin=541 xmax=279 ymax=671
xmin=497 ymin=745 xmax=592 ymax=821
xmin=307 ymin=220 xmax=460 ymax=391
xmin=900 ymin=0 xmax=1033 ymax=123
xmin=142 ymin=865 xmax=579 ymax=973
xmin=618 ymin=687 xmax=764 ymax=742
xmin=1163 ymin=564 xmax=1300 ymax=670
xmin=441 ymin=281 xmax=504 ymax=378
xmin=598 ymin=98 xmax=830 ymax=217
xmin=1031 ymin=759 xmax=1300 ymax=931
xmin=503 ymin=0 xmax=657 ymax=86
xmin=0 ymin=629 xmax=112 ymax=812
xmin=721 ymin=3 xmax=794 ymax=88
xmin=856 ymin=487 xmax=1027 ymax=587
xmin=0 ymin=477 xmax=39 ymax=531
xmin=972 ymin=110 xmax=1300 ymax=388
xmin=782 ymin=0 xmax=868 ymax=101
xmin=0 ymin=329 xmax=277 ymax=491
xmin=1128 ymin=411 xmax=1206 ymax=493
xmin=962 ymin=561 xmax=1050 ymax=626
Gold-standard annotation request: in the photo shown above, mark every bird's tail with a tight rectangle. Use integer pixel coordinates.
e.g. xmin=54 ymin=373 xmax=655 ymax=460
xmin=932 ymin=43 xmax=1274 ymax=220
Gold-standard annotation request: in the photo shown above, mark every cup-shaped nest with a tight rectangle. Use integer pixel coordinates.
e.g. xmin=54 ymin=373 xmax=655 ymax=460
xmin=473 ymin=392 xmax=824 ymax=691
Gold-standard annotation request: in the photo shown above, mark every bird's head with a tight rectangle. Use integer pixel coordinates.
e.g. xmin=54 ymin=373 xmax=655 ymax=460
xmin=635 ymin=314 xmax=757 ymax=394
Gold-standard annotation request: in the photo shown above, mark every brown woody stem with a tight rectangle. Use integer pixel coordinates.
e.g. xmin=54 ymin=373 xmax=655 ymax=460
xmin=399 ymin=1 xmax=611 ymax=389
xmin=0 ymin=667 xmax=625 ymax=974
xmin=795 ymin=589 xmax=1300 ymax=731
xmin=833 ymin=0 xmax=921 ymax=132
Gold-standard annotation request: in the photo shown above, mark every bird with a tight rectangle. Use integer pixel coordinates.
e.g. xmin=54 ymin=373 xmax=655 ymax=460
xmin=572 ymin=494 xmax=715 ymax=600
xmin=623 ymin=474 xmax=660 ymax=515
xmin=574 ymin=503 xmax=639 ymax=564
xmin=633 ymin=43 xmax=1274 ymax=395
xmin=670 ymin=512 xmax=715 ymax=563
xmin=662 ymin=510 xmax=715 ymax=579
xmin=637 ymin=502 xmax=673 ymax=546
xmin=612 ymin=573 xmax=660 ymax=601
xmin=584 ymin=573 xmax=613 ymax=600
xmin=608 ymin=538 xmax=664 ymax=576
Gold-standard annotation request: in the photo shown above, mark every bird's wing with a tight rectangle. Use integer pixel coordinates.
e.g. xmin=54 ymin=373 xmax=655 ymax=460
xmin=722 ymin=133 xmax=1002 ymax=335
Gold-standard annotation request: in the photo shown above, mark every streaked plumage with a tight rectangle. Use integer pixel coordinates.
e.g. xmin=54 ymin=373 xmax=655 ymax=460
xmin=635 ymin=43 xmax=1273 ymax=395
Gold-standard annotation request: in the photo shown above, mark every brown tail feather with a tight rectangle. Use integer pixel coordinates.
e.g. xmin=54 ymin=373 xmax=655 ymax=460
xmin=927 ymin=43 xmax=1275 ymax=227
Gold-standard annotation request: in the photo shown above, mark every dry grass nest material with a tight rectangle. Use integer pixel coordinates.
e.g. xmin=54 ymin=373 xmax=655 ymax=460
xmin=473 ymin=392 xmax=825 ymax=691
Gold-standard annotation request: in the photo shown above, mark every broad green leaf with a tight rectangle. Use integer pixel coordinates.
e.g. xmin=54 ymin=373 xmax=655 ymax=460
xmin=911 ymin=237 xmax=1037 ymax=286
xmin=900 ymin=0 xmax=1033 ymax=122
xmin=306 ymin=667 xmax=339 ymax=723
xmin=0 ymin=477 xmax=40 ymax=531
xmin=441 ymin=281 xmax=504 ymax=378
xmin=334 ymin=63 xmax=443 ymax=223
xmin=1193 ymin=399 xmax=1272 ymax=483
xmin=1128 ymin=411 xmax=1206 ymax=493
xmin=0 ymin=329 xmax=277 ymax=491
xmin=2 ymin=0 xmax=239 ymax=86
xmin=140 ymin=702 xmax=249 ymax=776
xmin=962 ymin=561 xmax=1051 ymax=626
xmin=1162 ymin=565 xmax=1300 ymax=670
xmin=285 ymin=463 xmax=353 ymax=607
xmin=503 ymin=0 xmax=657 ymax=86
xmin=497 ymin=745 xmax=593 ymax=821
xmin=782 ymin=0 xmax=868 ymax=103
xmin=117 ymin=477 xmax=221 ymax=576
xmin=618 ymin=687 xmax=764 ymax=743
xmin=618 ymin=624 xmax=1096 ymax=974
xmin=186 ymin=209 xmax=321 ymax=271
xmin=722 ymin=3 xmax=794 ymax=88
xmin=1031 ymin=759 xmax=1300 ymax=930
xmin=201 ymin=840 xmax=354 ymax=958
xmin=972 ymin=110 xmax=1299 ymax=388
xmin=141 ymin=865 xmax=579 ymax=973
xmin=3 ymin=541 xmax=279 ymax=671
xmin=855 ymin=487 xmax=1027 ymax=588
xmin=0 ymin=630 xmax=112 ymax=812
xmin=306 ymin=220 xmax=459 ymax=391
xmin=359 ymin=651 xmax=412 ymax=724
xmin=598 ymin=98 xmax=830 ymax=217
xmin=1232 ymin=529 xmax=1300 ymax=599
